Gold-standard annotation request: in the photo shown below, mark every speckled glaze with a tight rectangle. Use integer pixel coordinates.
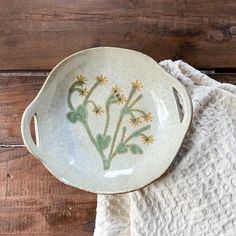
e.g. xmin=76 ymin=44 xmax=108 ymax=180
xmin=21 ymin=47 xmax=192 ymax=194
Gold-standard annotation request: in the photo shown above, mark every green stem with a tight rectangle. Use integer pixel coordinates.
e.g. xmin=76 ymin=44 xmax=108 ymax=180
xmin=131 ymin=109 xmax=146 ymax=117
xmin=129 ymin=94 xmax=143 ymax=108
xmin=67 ymin=87 xmax=84 ymax=110
xmin=67 ymin=90 xmax=74 ymax=110
xmin=82 ymin=121 xmax=109 ymax=170
xmin=108 ymin=114 xmax=123 ymax=158
xmin=140 ymin=133 xmax=147 ymax=138
xmin=103 ymin=96 xmax=112 ymax=135
xmin=68 ymin=81 xmax=111 ymax=169
xmin=84 ymin=81 xmax=99 ymax=104
xmin=126 ymin=88 xmax=136 ymax=105
xmin=103 ymin=106 xmax=110 ymax=135
xmin=110 ymin=126 xmax=127 ymax=160
xmin=121 ymin=127 xmax=127 ymax=142
xmin=108 ymin=88 xmax=136 ymax=159
xmin=124 ymin=125 xmax=151 ymax=143
xmin=87 ymin=100 xmax=97 ymax=109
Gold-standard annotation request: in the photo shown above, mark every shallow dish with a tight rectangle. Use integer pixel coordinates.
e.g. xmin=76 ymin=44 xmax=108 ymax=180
xmin=21 ymin=47 xmax=192 ymax=194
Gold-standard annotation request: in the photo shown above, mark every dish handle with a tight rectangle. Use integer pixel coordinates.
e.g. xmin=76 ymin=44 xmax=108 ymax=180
xmin=21 ymin=101 xmax=41 ymax=158
xmin=172 ymin=79 xmax=193 ymax=128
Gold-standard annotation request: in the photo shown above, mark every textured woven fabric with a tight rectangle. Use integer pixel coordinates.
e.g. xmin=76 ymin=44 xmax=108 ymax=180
xmin=94 ymin=60 xmax=236 ymax=236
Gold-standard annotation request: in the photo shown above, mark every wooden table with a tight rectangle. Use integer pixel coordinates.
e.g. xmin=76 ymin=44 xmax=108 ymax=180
xmin=0 ymin=1 xmax=235 ymax=235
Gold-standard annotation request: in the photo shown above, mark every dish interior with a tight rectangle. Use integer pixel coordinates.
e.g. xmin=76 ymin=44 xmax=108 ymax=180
xmin=24 ymin=48 xmax=191 ymax=193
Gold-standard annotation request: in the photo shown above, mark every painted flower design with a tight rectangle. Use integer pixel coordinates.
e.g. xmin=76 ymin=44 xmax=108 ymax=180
xmin=129 ymin=117 xmax=142 ymax=127
xmin=96 ymin=75 xmax=108 ymax=85
xmin=92 ymin=106 xmax=104 ymax=116
xmin=132 ymin=80 xmax=143 ymax=90
xmin=141 ymin=135 xmax=154 ymax=145
xmin=79 ymin=88 xmax=89 ymax=97
xmin=143 ymin=112 xmax=153 ymax=122
xmin=76 ymin=75 xmax=87 ymax=85
xmin=67 ymin=74 xmax=154 ymax=170
xmin=116 ymin=94 xmax=127 ymax=104
xmin=111 ymin=85 xmax=122 ymax=94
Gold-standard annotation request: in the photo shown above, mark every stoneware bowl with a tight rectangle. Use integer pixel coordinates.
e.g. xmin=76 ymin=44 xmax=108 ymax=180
xmin=21 ymin=47 xmax=192 ymax=194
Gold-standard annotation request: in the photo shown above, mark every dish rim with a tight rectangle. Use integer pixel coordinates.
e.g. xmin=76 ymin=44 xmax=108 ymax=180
xmin=21 ymin=46 xmax=193 ymax=194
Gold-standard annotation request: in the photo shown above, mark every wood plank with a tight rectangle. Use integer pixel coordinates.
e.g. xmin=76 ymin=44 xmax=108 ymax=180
xmin=0 ymin=0 xmax=236 ymax=70
xmin=0 ymin=73 xmax=47 ymax=145
xmin=0 ymin=147 xmax=96 ymax=235
xmin=0 ymin=72 xmax=235 ymax=145
xmin=210 ymin=73 xmax=236 ymax=85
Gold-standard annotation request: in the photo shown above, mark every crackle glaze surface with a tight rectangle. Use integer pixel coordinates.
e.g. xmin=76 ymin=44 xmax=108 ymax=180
xmin=21 ymin=47 xmax=192 ymax=194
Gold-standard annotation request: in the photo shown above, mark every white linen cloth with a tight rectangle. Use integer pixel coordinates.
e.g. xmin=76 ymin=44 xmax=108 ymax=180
xmin=94 ymin=60 xmax=236 ymax=236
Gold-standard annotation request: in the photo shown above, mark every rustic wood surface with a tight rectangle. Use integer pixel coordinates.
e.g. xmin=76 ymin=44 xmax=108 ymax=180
xmin=210 ymin=73 xmax=236 ymax=85
xmin=0 ymin=73 xmax=46 ymax=145
xmin=0 ymin=0 xmax=236 ymax=235
xmin=0 ymin=147 xmax=96 ymax=235
xmin=0 ymin=0 xmax=236 ymax=70
xmin=0 ymin=74 xmax=97 ymax=235
xmin=0 ymin=72 xmax=235 ymax=235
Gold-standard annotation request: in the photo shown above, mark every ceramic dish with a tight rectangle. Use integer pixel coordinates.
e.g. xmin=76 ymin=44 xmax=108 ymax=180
xmin=21 ymin=47 xmax=192 ymax=194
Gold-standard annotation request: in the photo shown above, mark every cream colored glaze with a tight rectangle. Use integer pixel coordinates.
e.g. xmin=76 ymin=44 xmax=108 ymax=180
xmin=21 ymin=47 xmax=192 ymax=194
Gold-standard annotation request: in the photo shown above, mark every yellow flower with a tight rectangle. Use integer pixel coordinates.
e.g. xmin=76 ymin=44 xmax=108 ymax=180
xmin=143 ymin=112 xmax=153 ymax=122
xmin=132 ymin=80 xmax=143 ymax=90
xmin=92 ymin=106 xmax=104 ymax=116
xmin=96 ymin=75 xmax=108 ymax=85
xmin=76 ymin=75 xmax=87 ymax=85
xmin=141 ymin=135 xmax=154 ymax=145
xmin=116 ymin=94 xmax=127 ymax=104
xmin=79 ymin=88 xmax=89 ymax=97
xmin=129 ymin=117 xmax=142 ymax=127
xmin=111 ymin=85 xmax=122 ymax=94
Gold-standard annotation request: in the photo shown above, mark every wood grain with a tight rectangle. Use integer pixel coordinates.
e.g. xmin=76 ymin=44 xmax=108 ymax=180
xmin=0 ymin=147 xmax=96 ymax=235
xmin=0 ymin=73 xmax=46 ymax=145
xmin=210 ymin=73 xmax=236 ymax=85
xmin=0 ymin=0 xmax=236 ymax=70
xmin=0 ymin=73 xmax=97 ymax=235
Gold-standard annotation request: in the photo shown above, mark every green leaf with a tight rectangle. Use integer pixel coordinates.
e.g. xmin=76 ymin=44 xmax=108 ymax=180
xmin=67 ymin=112 xmax=78 ymax=123
xmin=129 ymin=144 xmax=143 ymax=154
xmin=116 ymin=142 xmax=128 ymax=154
xmin=76 ymin=105 xmax=87 ymax=121
xmin=96 ymin=134 xmax=111 ymax=150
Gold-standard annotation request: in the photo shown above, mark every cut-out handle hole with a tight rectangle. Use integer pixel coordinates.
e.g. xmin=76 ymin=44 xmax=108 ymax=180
xmin=29 ymin=113 xmax=39 ymax=146
xmin=173 ymin=87 xmax=184 ymax=123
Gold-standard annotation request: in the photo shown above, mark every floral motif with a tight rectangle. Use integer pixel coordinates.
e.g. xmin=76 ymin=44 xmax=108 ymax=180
xmin=66 ymin=75 xmax=154 ymax=170
xmin=116 ymin=94 xmax=127 ymax=104
xmin=132 ymin=80 xmax=143 ymax=90
xmin=111 ymin=85 xmax=122 ymax=94
xmin=143 ymin=112 xmax=153 ymax=122
xmin=79 ymin=88 xmax=89 ymax=97
xmin=129 ymin=117 xmax=142 ymax=127
xmin=96 ymin=75 xmax=108 ymax=85
xmin=76 ymin=75 xmax=87 ymax=85
xmin=92 ymin=106 xmax=104 ymax=116
xmin=141 ymin=135 xmax=154 ymax=145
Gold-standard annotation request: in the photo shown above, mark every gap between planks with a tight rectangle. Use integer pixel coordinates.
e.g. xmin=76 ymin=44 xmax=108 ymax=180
xmin=0 ymin=144 xmax=25 ymax=148
xmin=0 ymin=71 xmax=50 ymax=77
